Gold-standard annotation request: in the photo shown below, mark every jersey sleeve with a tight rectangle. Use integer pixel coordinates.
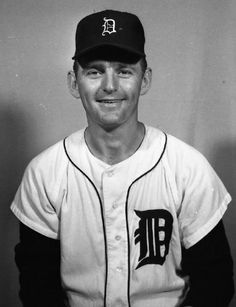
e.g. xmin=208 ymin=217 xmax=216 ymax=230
xmin=11 ymin=157 xmax=60 ymax=239
xmin=172 ymin=141 xmax=232 ymax=249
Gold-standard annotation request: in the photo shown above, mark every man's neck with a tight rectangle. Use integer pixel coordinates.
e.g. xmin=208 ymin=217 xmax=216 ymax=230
xmin=85 ymin=121 xmax=145 ymax=165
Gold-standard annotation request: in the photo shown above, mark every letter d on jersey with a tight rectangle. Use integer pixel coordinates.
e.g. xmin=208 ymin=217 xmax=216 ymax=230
xmin=134 ymin=209 xmax=173 ymax=269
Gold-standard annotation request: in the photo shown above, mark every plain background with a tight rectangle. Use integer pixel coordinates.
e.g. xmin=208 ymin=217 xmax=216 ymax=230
xmin=1 ymin=0 xmax=235 ymax=306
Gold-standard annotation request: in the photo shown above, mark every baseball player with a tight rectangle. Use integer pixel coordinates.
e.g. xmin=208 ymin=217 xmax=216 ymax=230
xmin=11 ymin=10 xmax=234 ymax=307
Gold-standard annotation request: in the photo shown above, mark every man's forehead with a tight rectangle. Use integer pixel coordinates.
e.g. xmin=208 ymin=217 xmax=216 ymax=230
xmin=80 ymin=59 xmax=139 ymax=69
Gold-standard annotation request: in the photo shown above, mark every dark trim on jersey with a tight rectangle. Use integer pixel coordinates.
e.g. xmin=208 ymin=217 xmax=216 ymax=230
xmin=63 ymin=131 xmax=167 ymax=307
xmin=125 ymin=132 xmax=168 ymax=307
xmin=63 ymin=138 xmax=108 ymax=307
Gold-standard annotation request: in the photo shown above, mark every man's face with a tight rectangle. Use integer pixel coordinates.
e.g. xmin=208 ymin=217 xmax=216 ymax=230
xmin=72 ymin=53 xmax=151 ymax=130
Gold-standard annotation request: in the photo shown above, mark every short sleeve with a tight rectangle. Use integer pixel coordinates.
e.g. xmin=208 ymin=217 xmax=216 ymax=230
xmin=11 ymin=159 xmax=60 ymax=239
xmin=177 ymin=150 xmax=231 ymax=249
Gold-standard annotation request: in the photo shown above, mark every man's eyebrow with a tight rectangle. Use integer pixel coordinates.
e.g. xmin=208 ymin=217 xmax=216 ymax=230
xmin=82 ymin=62 xmax=104 ymax=69
xmin=81 ymin=61 xmax=136 ymax=70
xmin=116 ymin=63 xmax=135 ymax=69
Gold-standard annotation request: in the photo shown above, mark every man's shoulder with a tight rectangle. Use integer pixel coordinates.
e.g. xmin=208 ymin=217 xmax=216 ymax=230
xmin=145 ymin=126 xmax=200 ymax=155
xmin=166 ymin=133 xmax=206 ymax=162
xmin=28 ymin=129 xmax=85 ymax=173
xmin=161 ymin=131 xmax=213 ymax=179
xmin=145 ymin=125 xmax=209 ymax=168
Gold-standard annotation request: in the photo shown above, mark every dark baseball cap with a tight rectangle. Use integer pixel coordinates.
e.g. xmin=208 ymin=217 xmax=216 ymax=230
xmin=72 ymin=10 xmax=145 ymax=60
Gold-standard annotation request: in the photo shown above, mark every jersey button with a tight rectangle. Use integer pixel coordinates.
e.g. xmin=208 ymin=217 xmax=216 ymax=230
xmin=116 ymin=267 xmax=122 ymax=272
xmin=112 ymin=202 xmax=118 ymax=209
xmin=107 ymin=170 xmax=114 ymax=177
xmin=115 ymin=235 xmax=121 ymax=241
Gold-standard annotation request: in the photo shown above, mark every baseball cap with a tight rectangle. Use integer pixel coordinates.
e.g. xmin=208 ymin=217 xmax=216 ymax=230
xmin=72 ymin=10 xmax=145 ymax=60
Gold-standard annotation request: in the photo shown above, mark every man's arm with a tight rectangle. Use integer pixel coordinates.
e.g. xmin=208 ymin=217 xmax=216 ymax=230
xmin=15 ymin=222 xmax=68 ymax=307
xmin=15 ymin=221 xmax=234 ymax=307
xmin=181 ymin=220 xmax=234 ymax=307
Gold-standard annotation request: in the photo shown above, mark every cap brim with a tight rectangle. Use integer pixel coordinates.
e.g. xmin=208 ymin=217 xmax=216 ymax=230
xmin=72 ymin=43 xmax=145 ymax=60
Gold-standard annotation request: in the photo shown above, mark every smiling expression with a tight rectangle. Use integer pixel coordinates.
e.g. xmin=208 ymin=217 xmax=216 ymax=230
xmin=72 ymin=55 xmax=151 ymax=131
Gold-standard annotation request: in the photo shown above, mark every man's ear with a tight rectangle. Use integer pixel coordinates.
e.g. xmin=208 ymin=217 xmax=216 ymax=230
xmin=67 ymin=71 xmax=80 ymax=99
xmin=140 ymin=67 xmax=152 ymax=96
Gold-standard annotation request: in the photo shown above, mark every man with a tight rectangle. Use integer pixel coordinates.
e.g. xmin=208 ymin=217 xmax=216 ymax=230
xmin=11 ymin=9 xmax=234 ymax=307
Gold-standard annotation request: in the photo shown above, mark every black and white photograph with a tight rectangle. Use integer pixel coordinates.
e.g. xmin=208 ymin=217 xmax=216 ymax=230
xmin=1 ymin=0 xmax=235 ymax=306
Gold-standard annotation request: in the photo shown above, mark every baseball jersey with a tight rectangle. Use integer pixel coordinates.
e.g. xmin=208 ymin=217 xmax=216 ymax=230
xmin=11 ymin=125 xmax=231 ymax=307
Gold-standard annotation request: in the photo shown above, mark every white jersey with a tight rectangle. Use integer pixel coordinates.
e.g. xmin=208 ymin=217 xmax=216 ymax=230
xmin=11 ymin=125 xmax=231 ymax=307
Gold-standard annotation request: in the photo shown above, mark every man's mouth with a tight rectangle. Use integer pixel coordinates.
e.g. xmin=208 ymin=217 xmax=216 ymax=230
xmin=97 ymin=99 xmax=123 ymax=104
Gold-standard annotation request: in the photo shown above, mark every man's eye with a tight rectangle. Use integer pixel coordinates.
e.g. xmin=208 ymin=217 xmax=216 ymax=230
xmin=119 ymin=69 xmax=132 ymax=77
xmin=86 ymin=70 xmax=101 ymax=77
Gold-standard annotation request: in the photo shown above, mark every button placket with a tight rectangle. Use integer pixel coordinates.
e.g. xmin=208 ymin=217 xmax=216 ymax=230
xmin=101 ymin=167 xmax=128 ymax=306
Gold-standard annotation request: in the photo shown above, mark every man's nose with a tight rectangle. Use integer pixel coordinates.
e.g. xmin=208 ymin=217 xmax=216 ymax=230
xmin=102 ymin=70 xmax=118 ymax=93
